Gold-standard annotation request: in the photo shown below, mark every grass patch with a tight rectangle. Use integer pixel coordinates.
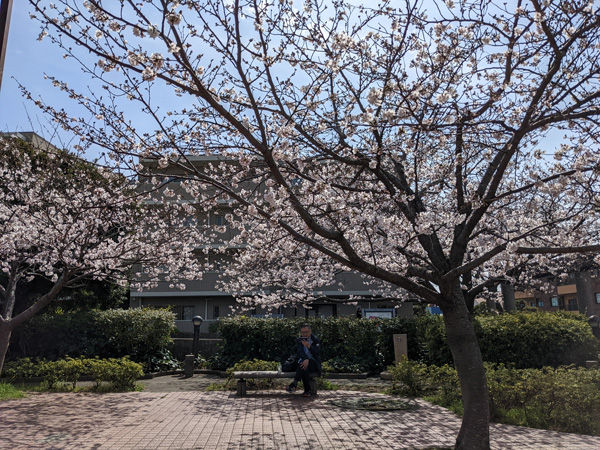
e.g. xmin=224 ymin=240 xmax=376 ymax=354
xmin=0 ymin=382 xmax=26 ymax=400
xmin=205 ymin=382 xmax=229 ymax=391
xmin=424 ymin=395 xmax=463 ymax=416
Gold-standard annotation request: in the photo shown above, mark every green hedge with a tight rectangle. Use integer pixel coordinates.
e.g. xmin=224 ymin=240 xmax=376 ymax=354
xmin=10 ymin=308 xmax=177 ymax=371
xmin=477 ymin=312 xmax=599 ymax=368
xmin=211 ymin=312 xmax=599 ymax=371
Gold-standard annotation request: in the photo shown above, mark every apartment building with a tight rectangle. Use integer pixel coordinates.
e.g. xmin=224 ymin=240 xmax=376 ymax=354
xmin=130 ymin=156 xmax=413 ymax=332
xmin=514 ymin=269 xmax=600 ymax=315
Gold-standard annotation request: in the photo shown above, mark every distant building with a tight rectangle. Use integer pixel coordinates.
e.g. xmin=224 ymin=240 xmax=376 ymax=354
xmin=130 ymin=156 xmax=414 ymax=332
xmin=515 ymin=269 xmax=600 ymax=315
xmin=1 ymin=131 xmax=60 ymax=152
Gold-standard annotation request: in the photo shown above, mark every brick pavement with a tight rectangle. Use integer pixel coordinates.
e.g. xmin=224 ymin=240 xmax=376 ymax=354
xmin=1 ymin=390 xmax=600 ymax=450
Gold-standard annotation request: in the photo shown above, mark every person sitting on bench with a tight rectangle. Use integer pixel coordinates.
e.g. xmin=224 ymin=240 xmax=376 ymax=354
xmin=285 ymin=323 xmax=322 ymax=397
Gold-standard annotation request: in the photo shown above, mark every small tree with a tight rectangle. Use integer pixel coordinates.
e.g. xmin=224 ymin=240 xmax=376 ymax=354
xmin=0 ymin=135 xmax=201 ymax=373
xmin=26 ymin=1 xmax=600 ymax=449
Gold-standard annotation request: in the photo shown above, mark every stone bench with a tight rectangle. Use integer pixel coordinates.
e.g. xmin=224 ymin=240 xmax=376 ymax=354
xmin=232 ymin=371 xmax=319 ymax=396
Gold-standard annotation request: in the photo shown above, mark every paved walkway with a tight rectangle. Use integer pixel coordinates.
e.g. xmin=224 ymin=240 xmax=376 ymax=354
xmin=1 ymin=378 xmax=600 ymax=449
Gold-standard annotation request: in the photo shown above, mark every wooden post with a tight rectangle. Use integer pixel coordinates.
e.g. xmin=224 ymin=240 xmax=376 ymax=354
xmin=393 ymin=333 xmax=408 ymax=363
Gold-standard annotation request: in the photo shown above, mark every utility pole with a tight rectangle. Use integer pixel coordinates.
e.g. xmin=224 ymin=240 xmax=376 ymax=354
xmin=0 ymin=0 xmax=14 ymax=93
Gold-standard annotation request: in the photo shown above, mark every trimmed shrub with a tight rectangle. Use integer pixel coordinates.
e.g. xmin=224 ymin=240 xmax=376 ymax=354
xmin=478 ymin=312 xmax=600 ymax=369
xmin=225 ymin=358 xmax=279 ymax=390
xmin=10 ymin=308 xmax=177 ymax=371
xmin=210 ymin=316 xmax=303 ymax=370
xmin=211 ymin=313 xmax=598 ymax=371
xmin=14 ymin=311 xmax=593 ymax=373
xmin=1 ymin=357 xmax=48 ymax=379
xmin=1 ymin=356 xmax=143 ymax=391
xmin=44 ymin=357 xmax=86 ymax=389
xmin=85 ymin=357 xmax=144 ymax=390
xmin=213 ymin=316 xmax=420 ymax=372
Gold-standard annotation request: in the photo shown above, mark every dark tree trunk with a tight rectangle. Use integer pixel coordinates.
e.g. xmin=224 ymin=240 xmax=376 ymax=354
xmin=575 ymin=271 xmax=594 ymax=315
xmin=441 ymin=292 xmax=490 ymax=450
xmin=0 ymin=321 xmax=13 ymax=375
xmin=0 ymin=270 xmax=70 ymax=373
xmin=485 ymin=297 xmax=497 ymax=313
xmin=501 ymin=284 xmax=516 ymax=313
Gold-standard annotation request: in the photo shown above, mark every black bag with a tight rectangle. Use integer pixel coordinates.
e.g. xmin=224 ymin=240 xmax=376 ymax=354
xmin=281 ymin=355 xmax=297 ymax=372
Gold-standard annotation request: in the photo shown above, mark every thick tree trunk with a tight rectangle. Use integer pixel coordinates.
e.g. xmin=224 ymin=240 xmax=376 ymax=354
xmin=575 ymin=271 xmax=594 ymax=315
xmin=501 ymin=284 xmax=516 ymax=312
xmin=0 ymin=321 xmax=13 ymax=375
xmin=441 ymin=295 xmax=490 ymax=450
xmin=0 ymin=270 xmax=70 ymax=373
xmin=485 ymin=297 xmax=497 ymax=313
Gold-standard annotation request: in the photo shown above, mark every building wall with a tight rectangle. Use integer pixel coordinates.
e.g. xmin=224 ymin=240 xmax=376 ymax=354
xmin=514 ymin=270 xmax=600 ymax=315
xmin=135 ymin=293 xmax=414 ymax=333
xmin=132 ymin=156 xmax=417 ymax=332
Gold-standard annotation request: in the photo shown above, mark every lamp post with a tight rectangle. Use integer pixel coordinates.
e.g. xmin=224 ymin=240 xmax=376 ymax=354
xmin=191 ymin=315 xmax=203 ymax=357
xmin=588 ymin=315 xmax=600 ymax=340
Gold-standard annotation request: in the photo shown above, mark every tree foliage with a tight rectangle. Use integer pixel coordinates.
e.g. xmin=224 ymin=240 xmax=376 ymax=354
xmin=25 ymin=1 xmax=600 ymax=448
xmin=0 ymin=135 xmax=201 ymax=373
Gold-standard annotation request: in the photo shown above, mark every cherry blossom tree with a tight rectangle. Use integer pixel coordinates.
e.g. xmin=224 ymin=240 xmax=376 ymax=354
xmin=26 ymin=0 xmax=600 ymax=448
xmin=0 ymin=135 xmax=202 ymax=373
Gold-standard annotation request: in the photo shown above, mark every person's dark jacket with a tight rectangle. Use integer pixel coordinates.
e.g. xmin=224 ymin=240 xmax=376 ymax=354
xmin=295 ymin=334 xmax=322 ymax=375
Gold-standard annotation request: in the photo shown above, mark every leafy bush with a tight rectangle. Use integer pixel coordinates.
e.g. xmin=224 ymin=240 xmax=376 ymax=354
xmin=211 ymin=312 xmax=597 ymax=371
xmin=478 ymin=312 xmax=600 ymax=369
xmin=388 ymin=357 xmax=431 ymax=397
xmin=486 ymin=364 xmax=600 ymax=435
xmin=388 ymin=358 xmax=600 ymax=436
xmin=134 ymin=348 xmax=181 ymax=373
xmin=1 ymin=356 xmax=143 ymax=391
xmin=1 ymin=357 xmax=48 ymax=379
xmin=10 ymin=308 xmax=177 ymax=371
xmin=387 ymin=357 xmax=460 ymax=402
xmin=225 ymin=359 xmax=279 ymax=390
xmin=44 ymin=357 xmax=86 ymax=389
xmin=215 ymin=316 xmax=423 ymax=371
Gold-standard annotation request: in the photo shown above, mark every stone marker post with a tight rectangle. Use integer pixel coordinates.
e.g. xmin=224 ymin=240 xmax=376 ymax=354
xmin=393 ymin=334 xmax=408 ymax=363
xmin=184 ymin=354 xmax=194 ymax=378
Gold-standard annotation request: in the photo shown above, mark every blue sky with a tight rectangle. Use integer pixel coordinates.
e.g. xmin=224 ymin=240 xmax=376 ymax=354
xmin=0 ymin=3 xmax=83 ymax=147
xmin=0 ymin=1 xmax=569 ymax=159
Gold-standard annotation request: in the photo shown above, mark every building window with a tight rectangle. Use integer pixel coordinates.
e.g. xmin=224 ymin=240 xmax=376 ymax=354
xmin=551 ymin=296 xmax=559 ymax=307
xmin=596 ymin=293 xmax=600 ymax=304
xmin=568 ymin=298 xmax=578 ymax=311
xmin=538 ymin=301 xmax=544 ymax=307
xmin=530 ymin=302 xmax=536 ymax=307
xmin=183 ymin=216 xmax=199 ymax=227
xmin=213 ymin=214 xmax=228 ymax=226
xmin=213 ymin=306 xmax=220 ymax=319
xmin=172 ymin=305 xmax=195 ymax=320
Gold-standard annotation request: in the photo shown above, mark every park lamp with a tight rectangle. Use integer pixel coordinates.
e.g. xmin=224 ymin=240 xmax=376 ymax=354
xmin=191 ymin=316 xmax=204 ymax=357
